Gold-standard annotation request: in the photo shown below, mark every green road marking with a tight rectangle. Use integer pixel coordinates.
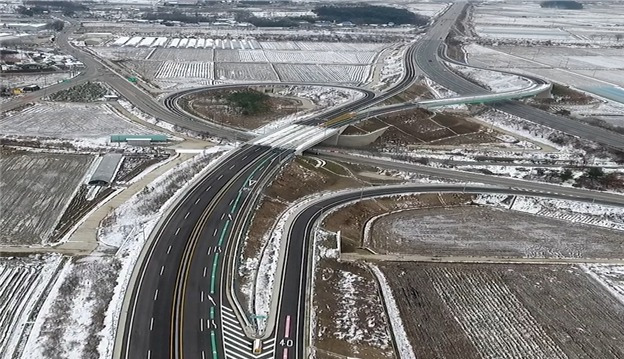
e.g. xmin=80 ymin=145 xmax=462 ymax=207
xmin=218 ymin=220 xmax=230 ymax=246
xmin=210 ymin=307 xmax=215 ymax=320
xmin=211 ymin=331 xmax=218 ymax=359
xmin=231 ymin=190 xmax=244 ymax=213
xmin=229 ymin=154 xmax=276 ymax=214
xmin=210 ymin=253 xmax=220 ymax=294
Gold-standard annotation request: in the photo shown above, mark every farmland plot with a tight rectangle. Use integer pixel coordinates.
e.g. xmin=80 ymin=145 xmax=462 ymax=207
xmin=148 ymin=48 xmax=214 ymax=62
xmin=583 ymin=265 xmax=624 ymax=305
xmin=155 ymin=61 xmax=214 ymax=79
xmin=258 ymin=41 xmax=300 ymax=50
xmin=215 ymin=63 xmax=278 ymax=81
xmin=1 ymin=103 xmax=157 ymax=140
xmin=295 ymin=42 xmax=389 ymax=52
xmin=0 ymin=255 xmax=63 ymax=359
xmin=371 ymin=206 xmax=624 ymax=258
xmin=214 ymin=49 xmax=241 ymax=62
xmin=118 ymin=60 xmax=161 ymax=80
xmin=238 ymin=50 xmax=268 ymax=62
xmin=275 ymin=64 xmax=370 ymax=84
xmin=379 ymin=263 xmax=624 ymax=359
xmin=2 ymin=72 xmax=73 ymax=90
xmin=0 ymin=151 xmax=93 ymax=245
xmin=89 ymin=47 xmax=152 ymax=61
xmin=264 ymin=51 xmax=376 ymax=64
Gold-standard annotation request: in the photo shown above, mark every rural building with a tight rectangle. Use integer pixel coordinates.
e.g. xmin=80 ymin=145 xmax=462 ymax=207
xmin=110 ymin=134 xmax=169 ymax=145
xmin=88 ymin=153 xmax=123 ymax=186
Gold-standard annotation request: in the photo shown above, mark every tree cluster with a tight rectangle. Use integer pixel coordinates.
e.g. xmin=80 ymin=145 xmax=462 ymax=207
xmin=540 ymin=1 xmax=584 ymax=10
xmin=226 ymin=90 xmax=271 ymax=116
xmin=313 ymin=5 xmax=428 ymax=25
xmin=141 ymin=11 xmax=214 ymax=23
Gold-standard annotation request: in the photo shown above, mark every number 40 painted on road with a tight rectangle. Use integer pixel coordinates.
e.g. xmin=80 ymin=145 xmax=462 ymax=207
xmin=279 ymin=339 xmax=293 ymax=347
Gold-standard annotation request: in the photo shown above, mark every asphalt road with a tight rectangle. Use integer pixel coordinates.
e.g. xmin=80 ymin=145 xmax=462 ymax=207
xmin=415 ymin=2 xmax=624 ymax=151
xmin=316 ymin=151 xmax=624 ymax=207
xmin=120 ymin=144 xmax=292 ymax=359
xmin=276 ymin=182 xmax=624 ymax=358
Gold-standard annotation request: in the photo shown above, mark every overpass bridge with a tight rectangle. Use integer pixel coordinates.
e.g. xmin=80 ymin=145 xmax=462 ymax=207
xmin=248 ymin=82 xmax=553 ymax=153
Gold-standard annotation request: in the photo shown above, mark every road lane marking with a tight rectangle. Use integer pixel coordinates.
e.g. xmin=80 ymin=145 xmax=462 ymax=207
xmin=208 ymin=294 xmax=216 ymax=306
xmin=210 ymin=307 xmax=215 ymax=320
xmin=175 ymin=228 xmax=180 ymax=235
xmin=200 ymin=318 xmax=204 ymax=332
xmin=202 ymin=351 xmax=205 ymax=359
xmin=218 ymin=221 xmax=230 ymax=246
xmin=195 ymin=197 xmax=201 ymax=205
xmin=210 ymin=253 xmax=219 ymax=294
xmin=167 ymin=245 xmax=172 ymax=254
xmin=213 ymin=228 xmax=218 ymax=236
xmin=201 ymin=291 xmax=204 ymax=302
xmin=283 ymin=348 xmax=288 ymax=359
xmin=203 ymin=267 xmax=207 ymax=277
xmin=184 ymin=212 xmax=190 ymax=219
xmin=229 ymin=164 xmax=235 ymax=170
xmin=205 ymin=185 xmax=212 ymax=192
xmin=160 ymin=266 xmax=165 ymax=275
xmin=285 ymin=315 xmax=291 ymax=338
xmin=210 ymin=331 xmax=218 ymax=359
xmin=217 ymin=174 xmax=223 ymax=180
xmin=147 ymin=350 xmax=151 ymax=359
xmin=154 ymin=289 xmax=159 ymax=301
xmin=242 ymin=155 xmax=248 ymax=160
xmin=150 ymin=317 xmax=154 ymax=331
xmin=221 ymin=213 xmax=225 ymax=220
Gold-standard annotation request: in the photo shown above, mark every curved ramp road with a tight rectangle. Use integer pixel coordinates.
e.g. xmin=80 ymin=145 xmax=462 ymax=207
xmin=276 ymin=183 xmax=624 ymax=358
xmin=415 ymin=2 xmax=624 ymax=151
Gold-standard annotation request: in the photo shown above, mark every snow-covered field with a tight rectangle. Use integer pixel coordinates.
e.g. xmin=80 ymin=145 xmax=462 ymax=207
xmin=149 ymin=48 xmax=214 ymax=61
xmin=1 ymin=103 xmax=160 ymax=143
xmin=215 ymin=63 xmax=278 ymax=82
xmin=466 ymin=1 xmax=624 ymax=111
xmin=22 ymin=148 xmax=231 ymax=359
xmin=368 ymin=265 xmax=415 ymax=359
xmin=274 ymin=64 xmax=370 ymax=84
xmin=582 ymin=265 xmax=624 ymax=305
xmin=1 ymin=72 xmax=74 ymax=90
xmin=91 ymin=41 xmax=385 ymax=85
xmin=449 ymin=63 xmax=533 ymax=93
xmin=0 ymin=255 xmax=63 ymax=359
xmin=473 ymin=1 xmax=624 ymax=44
xmin=0 ymin=152 xmax=93 ymax=245
xmin=155 ymin=61 xmax=214 ymax=79
xmin=475 ymin=194 xmax=624 ymax=232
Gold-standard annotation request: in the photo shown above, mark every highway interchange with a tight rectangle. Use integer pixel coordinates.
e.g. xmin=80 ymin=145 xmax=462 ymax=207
xmin=4 ymin=2 xmax=624 ymax=359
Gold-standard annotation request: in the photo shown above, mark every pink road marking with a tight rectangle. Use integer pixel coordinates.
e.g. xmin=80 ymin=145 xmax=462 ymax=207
xmin=284 ymin=315 xmax=291 ymax=338
xmin=283 ymin=348 xmax=289 ymax=359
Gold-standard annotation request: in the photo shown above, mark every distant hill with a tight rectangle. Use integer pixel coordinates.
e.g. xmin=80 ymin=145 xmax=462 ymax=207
xmin=540 ymin=1 xmax=584 ymax=10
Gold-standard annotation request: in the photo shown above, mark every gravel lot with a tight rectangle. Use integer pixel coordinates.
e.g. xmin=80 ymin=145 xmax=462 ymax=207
xmin=379 ymin=262 xmax=624 ymax=359
xmin=371 ymin=206 xmax=624 ymax=258
xmin=1 ymin=102 xmax=157 ymax=140
xmin=0 ymin=151 xmax=93 ymax=245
